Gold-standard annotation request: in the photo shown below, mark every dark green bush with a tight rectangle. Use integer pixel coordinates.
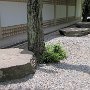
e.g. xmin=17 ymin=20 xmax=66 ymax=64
xmin=40 ymin=44 xmax=67 ymax=63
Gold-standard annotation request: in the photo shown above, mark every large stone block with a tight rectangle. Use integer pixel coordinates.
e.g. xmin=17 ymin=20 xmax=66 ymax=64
xmin=75 ymin=22 xmax=90 ymax=28
xmin=59 ymin=27 xmax=90 ymax=37
xmin=0 ymin=48 xmax=36 ymax=82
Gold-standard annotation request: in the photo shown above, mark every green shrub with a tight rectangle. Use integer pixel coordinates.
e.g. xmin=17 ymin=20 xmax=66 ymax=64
xmin=40 ymin=44 xmax=67 ymax=63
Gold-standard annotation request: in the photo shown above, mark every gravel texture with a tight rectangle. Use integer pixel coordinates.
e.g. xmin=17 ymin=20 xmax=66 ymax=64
xmin=0 ymin=31 xmax=90 ymax=90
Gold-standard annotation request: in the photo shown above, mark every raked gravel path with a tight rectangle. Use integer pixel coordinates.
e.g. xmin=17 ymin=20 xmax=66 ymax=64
xmin=0 ymin=31 xmax=90 ymax=90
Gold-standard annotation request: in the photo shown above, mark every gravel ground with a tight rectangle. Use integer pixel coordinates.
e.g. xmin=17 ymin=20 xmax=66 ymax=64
xmin=0 ymin=31 xmax=90 ymax=90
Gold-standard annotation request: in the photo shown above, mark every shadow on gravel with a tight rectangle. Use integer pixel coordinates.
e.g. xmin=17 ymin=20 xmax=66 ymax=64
xmin=38 ymin=62 xmax=90 ymax=75
xmin=53 ymin=62 xmax=90 ymax=75
xmin=38 ymin=67 xmax=58 ymax=74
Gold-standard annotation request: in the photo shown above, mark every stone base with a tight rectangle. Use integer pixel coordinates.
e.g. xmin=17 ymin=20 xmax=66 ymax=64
xmin=0 ymin=48 xmax=36 ymax=82
xmin=76 ymin=22 xmax=90 ymax=28
xmin=59 ymin=28 xmax=90 ymax=37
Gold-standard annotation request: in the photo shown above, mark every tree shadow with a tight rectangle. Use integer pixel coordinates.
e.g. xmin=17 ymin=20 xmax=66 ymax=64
xmin=38 ymin=66 xmax=58 ymax=74
xmin=38 ymin=62 xmax=90 ymax=75
xmin=52 ymin=62 xmax=90 ymax=75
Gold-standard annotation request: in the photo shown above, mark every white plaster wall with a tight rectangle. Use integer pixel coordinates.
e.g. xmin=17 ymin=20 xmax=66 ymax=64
xmin=0 ymin=11 xmax=1 ymax=27
xmin=68 ymin=6 xmax=75 ymax=17
xmin=76 ymin=0 xmax=82 ymax=17
xmin=0 ymin=1 xmax=27 ymax=27
xmin=42 ymin=4 xmax=54 ymax=20
xmin=56 ymin=5 xmax=66 ymax=18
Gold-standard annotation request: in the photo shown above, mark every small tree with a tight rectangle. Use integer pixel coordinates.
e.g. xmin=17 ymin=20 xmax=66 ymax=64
xmin=27 ymin=0 xmax=45 ymax=60
xmin=82 ymin=0 xmax=90 ymax=21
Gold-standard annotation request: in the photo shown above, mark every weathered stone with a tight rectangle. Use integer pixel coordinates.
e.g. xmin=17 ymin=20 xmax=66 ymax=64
xmin=59 ymin=28 xmax=90 ymax=37
xmin=76 ymin=22 xmax=90 ymax=28
xmin=0 ymin=48 xmax=36 ymax=82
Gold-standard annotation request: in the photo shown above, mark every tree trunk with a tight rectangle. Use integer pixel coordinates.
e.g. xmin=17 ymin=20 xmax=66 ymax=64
xmin=27 ymin=0 xmax=45 ymax=59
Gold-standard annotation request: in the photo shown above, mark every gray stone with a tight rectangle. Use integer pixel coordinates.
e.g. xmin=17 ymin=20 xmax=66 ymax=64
xmin=0 ymin=48 xmax=36 ymax=82
xmin=76 ymin=22 xmax=90 ymax=28
xmin=59 ymin=28 xmax=90 ymax=37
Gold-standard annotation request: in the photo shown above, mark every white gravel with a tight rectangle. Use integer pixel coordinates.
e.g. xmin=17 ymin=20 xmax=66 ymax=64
xmin=0 ymin=31 xmax=90 ymax=90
